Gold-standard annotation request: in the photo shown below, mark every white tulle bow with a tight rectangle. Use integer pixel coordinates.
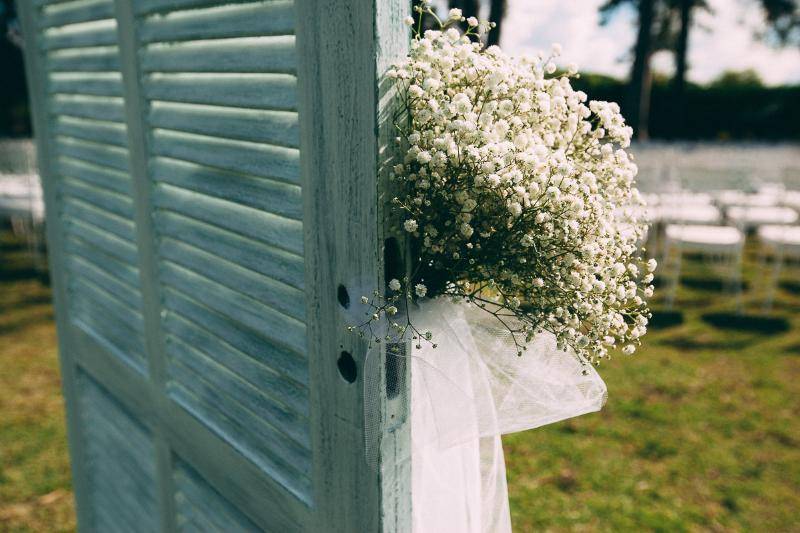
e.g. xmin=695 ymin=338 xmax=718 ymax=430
xmin=364 ymin=298 xmax=607 ymax=533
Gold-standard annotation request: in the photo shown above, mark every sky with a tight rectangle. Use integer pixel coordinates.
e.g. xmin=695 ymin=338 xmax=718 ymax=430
xmin=498 ymin=0 xmax=800 ymax=86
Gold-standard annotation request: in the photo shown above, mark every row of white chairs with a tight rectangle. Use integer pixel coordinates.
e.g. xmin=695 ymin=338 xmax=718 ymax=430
xmin=654 ymin=223 xmax=800 ymax=311
xmin=626 ymin=189 xmax=800 ymax=311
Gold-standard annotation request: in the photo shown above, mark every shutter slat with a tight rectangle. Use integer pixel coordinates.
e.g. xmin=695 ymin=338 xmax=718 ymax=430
xmin=154 ymin=183 xmax=303 ymax=255
xmin=65 ymin=218 xmax=139 ymax=265
xmin=151 ymin=157 xmax=302 ymax=220
xmin=57 ymin=156 xmax=132 ymax=195
xmin=155 ymin=211 xmax=305 ymax=291
xmin=64 ymin=235 xmax=141 ymax=290
xmin=66 ymin=254 xmax=143 ymax=307
xmin=39 ymin=0 xmax=115 ymax=28
xmin=61 ymin=177 xmax=135 ymax=219
xmin=42 ymin=19 xmax=117 ymax=49
xmin=55 ymin=136 xmax=130 ymax=171
xmin=163 ymin=312 xmax=308 ymax=414
xmin=148 ymin=102 xmax=299 ymax=147
xmin=51 ymin=94 xmax=126 ymax=122
xmin=159 ymin=237 xmax=305 ymax=322
xmin=150 ymin=129 xmax=298 ymax=184
xmin=159 ymin=261 xmax=307 ymax=356
xmin=141 ymin=36 xmax=295 ymax=73
xmin=139 ymin=1 xmax=294 ymax=43
xmin=47 ymin=46 xmax=120 ymax=71
xmin=62 ymin=198 xmax=136 ymax=242
xmin=143 ymin=73 xmax=296 ymax=110
xmin=167 ymin=336 xmax=310 ymax=447
xmin=49 ymin=72 xmax=123 ymax=97
xmin=53 ymin=116 xmax=128 ymax=147
xmin=162 ymin=288 xmax=308 ymax=387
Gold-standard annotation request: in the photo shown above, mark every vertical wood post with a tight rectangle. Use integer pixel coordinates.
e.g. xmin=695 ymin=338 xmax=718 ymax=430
xmin=113 ymin=3 xmax=177 ymax=531
xmin=295 ymin=0 xmax=411 ymax=531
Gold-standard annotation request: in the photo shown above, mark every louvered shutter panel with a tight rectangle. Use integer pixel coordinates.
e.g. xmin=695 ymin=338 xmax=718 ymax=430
xmin=19 ymin=0 xmax=411 ymax=531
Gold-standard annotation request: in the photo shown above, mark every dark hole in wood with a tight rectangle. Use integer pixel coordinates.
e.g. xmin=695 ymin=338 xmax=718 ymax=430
xmin=337 ymin=284 xmax=350 ymax=309
xmin=337 ymin=351 xmax=357 ymax=383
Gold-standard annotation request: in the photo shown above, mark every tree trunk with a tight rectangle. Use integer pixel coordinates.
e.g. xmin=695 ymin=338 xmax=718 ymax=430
xmin=671 ymin=0 xmax=692 ymax=138
xmin=487 ymin=0 xmax=507 ymax=47
xmin=628 ymin=0 xmax=655 ymax=140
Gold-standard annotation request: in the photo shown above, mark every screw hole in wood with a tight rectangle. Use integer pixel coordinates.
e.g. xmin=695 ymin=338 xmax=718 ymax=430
xmin=337 ymin=284 xmax=350 ymax=309
xmin=337 ymin=351 xmax=357 ymax=383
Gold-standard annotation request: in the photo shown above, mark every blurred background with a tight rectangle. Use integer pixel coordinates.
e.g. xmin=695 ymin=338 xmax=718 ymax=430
xmin=1 ymin=0 xmax=799 ymax=531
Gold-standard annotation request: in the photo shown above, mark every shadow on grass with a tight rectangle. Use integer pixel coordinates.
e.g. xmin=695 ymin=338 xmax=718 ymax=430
xmin=657 ymin=334 xmax=756 ymax=351
xmin=0 ymin=266 xmax=41 ymax=282
xmin=0 ymin=293 xmax=53 ymax=313
xmin=701 ymin=312 xmax=790 ymax=334
xmin=0 ymin=311 xmax=55 ymax=335
xmin=779 ymin=281 xmax=800 ymax=294
xmin=649 ymin=310 xmax=684 ymax=329
xmin=681 ymin=277 xmax=750 ymax=292
xmin=781 ymin=343 xmax=800 ymax=356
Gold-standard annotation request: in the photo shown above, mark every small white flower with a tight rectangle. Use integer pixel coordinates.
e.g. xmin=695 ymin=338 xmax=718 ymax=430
xmin=622 ymin=345 xmax=636 ymax=355
xmin=386 ymin=305 xmax=398 ymax=316
xmin=467 ymin=16 xmax=479 ymax=27
xmin=388 ymin=278 xmax=401 ymax=291
xmin=403 ymin=16 xmax=414 ymax=26
xmin=360 ymin=296 xmax=369 ymax=304
xmin=415 ymin=283 xmax=428 ymax=297
xmin=404 ymin=219 xmax=418 ymax=232
xmin=448 ymin=7 xmax=462 ymax=19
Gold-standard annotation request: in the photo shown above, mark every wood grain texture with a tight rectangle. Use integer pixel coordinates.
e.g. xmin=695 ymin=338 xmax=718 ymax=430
xmin=295 ymin=0 xmax=411 ymax=531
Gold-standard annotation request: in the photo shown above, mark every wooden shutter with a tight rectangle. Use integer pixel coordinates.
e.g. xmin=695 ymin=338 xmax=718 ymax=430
xmin=19 ymin=0 xmax=410 ymax=531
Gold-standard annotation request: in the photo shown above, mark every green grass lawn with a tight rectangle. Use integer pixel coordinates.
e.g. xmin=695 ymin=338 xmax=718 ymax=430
xmin=1 ymin=226 xmax=799 ymax=532
xmin=0 ymin=230 xmax=74 ymax=532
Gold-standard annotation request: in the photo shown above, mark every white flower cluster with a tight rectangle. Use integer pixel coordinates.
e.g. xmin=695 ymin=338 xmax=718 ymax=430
xmin=376 ymin=12 xmax=653 ymax=362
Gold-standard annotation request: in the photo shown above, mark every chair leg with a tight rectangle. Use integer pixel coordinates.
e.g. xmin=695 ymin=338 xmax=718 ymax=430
xmin=763 ymin=247 xmax=784 ymax=313
xmin=665 ymin=242 xmax=681 ymax=310
xmin=732 ymin=245 xmax=744 ymax=314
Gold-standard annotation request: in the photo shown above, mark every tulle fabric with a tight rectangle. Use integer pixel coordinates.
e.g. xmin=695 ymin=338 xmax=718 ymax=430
xmin=364 ymin=298 xmax=607 ymax=533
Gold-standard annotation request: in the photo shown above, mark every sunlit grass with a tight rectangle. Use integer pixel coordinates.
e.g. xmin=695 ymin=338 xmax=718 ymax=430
xmin=0 ymin=229 xmax=74 ymax=532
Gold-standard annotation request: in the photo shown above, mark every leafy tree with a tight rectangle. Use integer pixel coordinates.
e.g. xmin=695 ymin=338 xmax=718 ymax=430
xmin=758 ymin=0 xmax=800 ymax=45
xmin=709 ymin=69 xmax=765 ymax=88
xmin=600 ymin=0 xmax=669 ymax=140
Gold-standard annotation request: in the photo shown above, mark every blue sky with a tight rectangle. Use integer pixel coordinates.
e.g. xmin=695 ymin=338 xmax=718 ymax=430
xmin=497 ymin=0 xmax=800 ymax=86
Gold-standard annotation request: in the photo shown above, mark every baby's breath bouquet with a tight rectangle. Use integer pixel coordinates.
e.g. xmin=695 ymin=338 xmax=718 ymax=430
xmin=354 ymin=3 xmax=654 ymax=364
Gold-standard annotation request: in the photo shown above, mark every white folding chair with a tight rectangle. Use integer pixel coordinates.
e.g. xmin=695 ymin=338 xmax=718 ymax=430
xmin=726 ymin=206 xmax=798 ymax=231
xmin=757 ymin=225 xmax=800 ymax=311
xmin=662 ymin=224 xmax=744 ymax=310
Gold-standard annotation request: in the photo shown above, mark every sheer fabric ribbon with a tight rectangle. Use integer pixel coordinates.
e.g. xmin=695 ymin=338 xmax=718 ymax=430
xmin=364 ymin=298 xmax=607 ymax=532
